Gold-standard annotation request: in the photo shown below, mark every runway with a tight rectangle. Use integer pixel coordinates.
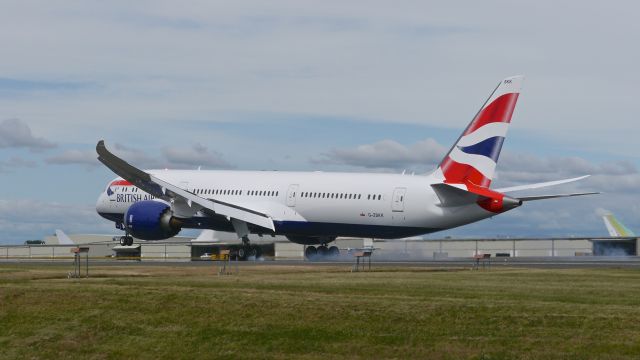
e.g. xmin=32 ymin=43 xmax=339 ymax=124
xmin=4 ymin=256 xmax=640 ymax=269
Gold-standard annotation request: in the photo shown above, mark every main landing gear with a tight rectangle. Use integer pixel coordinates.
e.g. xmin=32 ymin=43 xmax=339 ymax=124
xmin=304 ymin=245 xmax=340 ymax=261
xmin=235 ymin=236 xmax=262 ymax=261
xmin=119 ymin=235 xmax=134 ymax=246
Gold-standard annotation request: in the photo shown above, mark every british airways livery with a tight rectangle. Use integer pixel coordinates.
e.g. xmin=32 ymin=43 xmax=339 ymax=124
xmin=95 ymin=76 xmax=596 ymax=259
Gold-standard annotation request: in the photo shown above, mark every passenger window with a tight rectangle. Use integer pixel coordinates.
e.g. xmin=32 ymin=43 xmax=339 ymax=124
xmin=378 ymin=195 xmax=382 ymax=200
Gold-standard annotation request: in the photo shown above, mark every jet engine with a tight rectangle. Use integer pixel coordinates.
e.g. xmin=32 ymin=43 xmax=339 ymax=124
xmin=124 ymin=201 xmax=181 ymax=240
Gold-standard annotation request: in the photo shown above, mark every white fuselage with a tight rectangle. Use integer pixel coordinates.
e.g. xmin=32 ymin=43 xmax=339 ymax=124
xmin=96 ymin=169 xmax=496 ymax=240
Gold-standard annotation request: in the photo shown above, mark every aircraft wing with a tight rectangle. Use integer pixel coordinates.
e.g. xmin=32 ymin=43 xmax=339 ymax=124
xmin=96 ymin=140 xmax=275 ymax=232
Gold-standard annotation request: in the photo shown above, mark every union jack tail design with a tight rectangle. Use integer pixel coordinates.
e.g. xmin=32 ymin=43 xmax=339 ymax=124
xmin=436 ymin=75 xmax=524 ymax=188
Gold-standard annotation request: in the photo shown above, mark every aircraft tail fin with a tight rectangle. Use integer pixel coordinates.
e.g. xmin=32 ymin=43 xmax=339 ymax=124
xmin=603 ymin=214 xmax=635 ymax=237
xmin=436 ymin=75 xmax=523 ymax=188
xmin=55 ymin=229 xmax=75 ymax=245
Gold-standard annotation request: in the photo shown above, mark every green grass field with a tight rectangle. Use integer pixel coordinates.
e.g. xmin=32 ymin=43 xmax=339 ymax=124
xmin=1 ymin=263 xmax=640 ymax=359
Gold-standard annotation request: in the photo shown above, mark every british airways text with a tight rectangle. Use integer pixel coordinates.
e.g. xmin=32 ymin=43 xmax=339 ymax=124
xmin=115 ymin=194 xmax=155 ymax=203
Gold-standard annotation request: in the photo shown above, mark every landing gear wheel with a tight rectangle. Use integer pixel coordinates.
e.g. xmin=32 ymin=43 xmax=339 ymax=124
xmin=237 ymin=247 xmax=247 ymax=260
xmin=329 ymin=246 xmax=340 ymax=258
xmin=304 ymin=246 xmax=317 ymax=261
xmin=252 ymin=245 xmax=262 ymax=259
xmin=119 ymin=236 xmax=133 ymax=246
xmin=249 ymin=246 xmax=257 ymax=258
xmin=317 ymin=246 xmax=329 ymax=258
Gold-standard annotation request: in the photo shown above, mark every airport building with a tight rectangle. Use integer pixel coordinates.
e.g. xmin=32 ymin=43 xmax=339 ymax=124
xmin=0 ymin=232 xmax=638 ymax=261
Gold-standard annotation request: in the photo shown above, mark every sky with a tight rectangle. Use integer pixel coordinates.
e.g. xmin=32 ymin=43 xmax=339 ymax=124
xmin=1 ymin=1 xmax=639 ymax=243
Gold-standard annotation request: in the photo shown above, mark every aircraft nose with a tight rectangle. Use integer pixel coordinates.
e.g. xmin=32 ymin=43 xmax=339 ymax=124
xmin=96 ymin=192 xmax=107 ymax=213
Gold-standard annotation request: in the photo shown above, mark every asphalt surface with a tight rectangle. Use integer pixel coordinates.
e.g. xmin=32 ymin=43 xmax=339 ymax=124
xmin=3 ymin=256 xmax=640 ymax=269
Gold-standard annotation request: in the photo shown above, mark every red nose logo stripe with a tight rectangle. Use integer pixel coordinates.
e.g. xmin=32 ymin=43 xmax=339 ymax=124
xmin=110 ymin=180 xmax=133 ymax=186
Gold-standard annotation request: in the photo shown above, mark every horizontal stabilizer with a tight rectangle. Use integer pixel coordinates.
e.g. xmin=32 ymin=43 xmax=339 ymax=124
xmin=495 ymin=175 xmax=590 ymax=193
xmin=431 ymin=183 xmax=480 ymax=206
xmin=516 ymin=192 xmax=599 ymax=201
xmin=432 ymin=183 xmax=522 ymax=213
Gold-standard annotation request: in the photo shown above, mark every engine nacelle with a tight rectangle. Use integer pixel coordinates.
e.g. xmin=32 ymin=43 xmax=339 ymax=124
xmin=124 ymin=201 xmax=181 ymax=240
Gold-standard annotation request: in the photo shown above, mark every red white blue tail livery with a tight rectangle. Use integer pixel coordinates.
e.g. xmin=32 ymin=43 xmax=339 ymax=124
xmin=437 ymin=75 xmax=522 ymax=187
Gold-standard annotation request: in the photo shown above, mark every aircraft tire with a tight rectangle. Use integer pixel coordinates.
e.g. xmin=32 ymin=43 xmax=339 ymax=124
xmin=329 ymin=246 xmax=340 ymax=258
xmin=252 ymin=245 xmax=262 ymax=259
xmin=237 ymin=247 xmax=247 ymax=260
xmin=317 ymin=246 xmax=329 ymax=258
xmin=304 ymin=246 xmax=317 ymax=261
xmin=126 ymin=237 xmax=134 ymax=246
xmin=119 ymin=236 xmax=127 ymax=246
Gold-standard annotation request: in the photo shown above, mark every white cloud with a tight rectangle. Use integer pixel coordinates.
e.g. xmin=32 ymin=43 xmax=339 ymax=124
xmin=44 ymin=142 xmax=232 ymax=170
xmin=0 ymin=118 xmax=56 ymax=150
xmin=45 ymin=149 xmax=98 ymax=167
xmin=0 ymin=199 xmax=112 ymax=243
xmin=162 ymin=143 xmax=233 ymax=169
xmin=313 ymin=138 xmax=445 ymax=170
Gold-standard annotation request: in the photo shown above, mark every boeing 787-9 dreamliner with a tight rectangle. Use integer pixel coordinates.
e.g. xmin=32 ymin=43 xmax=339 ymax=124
xmin=95 ymin=76 xmax=596 ymax=259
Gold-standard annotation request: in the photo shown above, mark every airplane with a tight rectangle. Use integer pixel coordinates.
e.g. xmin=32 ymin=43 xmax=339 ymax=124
xmin=95 ymin=75 xmax=597 ymax=260
xmin=602 ymin=214 xmax=635 ymax=237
